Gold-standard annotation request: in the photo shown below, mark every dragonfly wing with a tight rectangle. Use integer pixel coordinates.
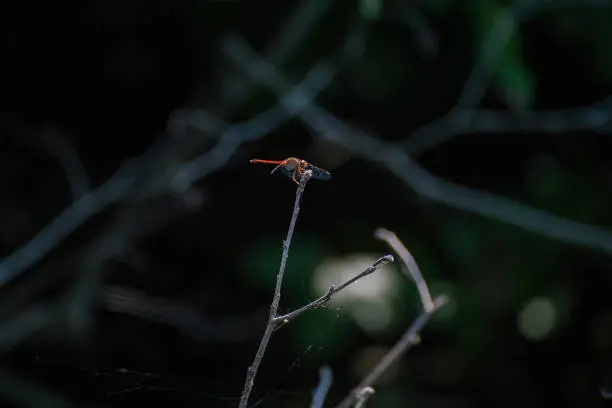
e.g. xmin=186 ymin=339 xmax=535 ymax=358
xmin=310 ymin=166 xmax=332 ymax=181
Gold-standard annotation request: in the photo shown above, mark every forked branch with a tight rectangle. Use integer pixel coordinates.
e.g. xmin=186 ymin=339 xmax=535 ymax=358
xmin=333 ymin=229 xmax=448 ymax=408
xmin=239 ymin=170 xmax=312 ymax=408
xmin=273 ymin=255 xmax=394 ymax=329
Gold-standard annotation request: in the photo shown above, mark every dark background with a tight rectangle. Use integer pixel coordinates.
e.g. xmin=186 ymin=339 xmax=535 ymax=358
xmin=1 ymin=0 xmax=612 ymax=407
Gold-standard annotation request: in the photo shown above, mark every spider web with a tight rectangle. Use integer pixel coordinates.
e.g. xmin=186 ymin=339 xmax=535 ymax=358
xmin=14 ymin=308 xmax=345 ymax=408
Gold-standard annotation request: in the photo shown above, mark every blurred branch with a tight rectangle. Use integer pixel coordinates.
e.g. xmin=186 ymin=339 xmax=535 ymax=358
xmin=0 ymin=115 xmax=90 ymax=201
xmin=213 ymin=0 xmax=335 ymax=111
xmin=272 ymin=255 xmax=394 ymax=328
xmin=459 ymin=0 xmax=612 ymax=108
xmin=103 ymin=286 xmax=262 ymax=343
xmin=224 ymin=39 xmax=612 ymax=254
xmin=335 ymin=230 xmax=448 ymax=408
xmin=0 ymin=304 xmax=52 ymax=351
xmin=375 ymin=228 xmax=434 ymax=312
xmin=170 ymin=63 xmax=335 ymax=192
xmin=239 ymin=171 xmax=311 ymax=408
xmin=0 ymin=160 xmax=139 ymax=286
xmin=384 ymin=1 xmax=438 ymax=59
xmin=404 ymin=100 xmax=612 ymax=156
xmin=311 ymin=366 xmax=333 ymax=408
xmin=404 ymin=0 xmax=612 ymax=156
xmin=0 ymin=368 xmax=72 ymax=408
xmin=41 ymin=127 xmax=91 ymax=200
xmin=0 ymin=51 xmax=343 ymax=287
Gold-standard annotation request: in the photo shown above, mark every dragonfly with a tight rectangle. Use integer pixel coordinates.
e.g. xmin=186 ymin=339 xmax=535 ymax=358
xmin=249 ymin=157 xmax=331 ymax=185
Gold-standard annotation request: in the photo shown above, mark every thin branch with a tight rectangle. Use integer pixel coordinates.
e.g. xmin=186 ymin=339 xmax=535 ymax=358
xmin=103 ymin=286 xmax=262 ymax=343
xmin=272 ymin=255 xmax=394 ymax=328
xmin=353 ymin=387 xmax=375 ymax=408
xmin=374 ymin=228 xmax=434 ymax=312
xmin=41 ymin=127 xmax=91 ymax=200
xmin=384 ymin=2 xmax=438 ymax=59
xmin=225 ymin=40 xmax=612 ymax=254
xmin=213 ymin=0 xmax=334 ymax=111
xmin=239 ymin=170 xmax=312 ymax=408
xmin=311 ymin=366 xmax=334 ymax=408
xmin=0 ymin=160 xmax=139 ymax=286
xmin=404 ymin=100 xmax=612 ymax=156
xmin=334 ymin=295 xmax=448 ymax=408
xmin=0 ymin=304 xmax=52 ymax=351
xmin=333 ymin=228 xmax=447 ymax=408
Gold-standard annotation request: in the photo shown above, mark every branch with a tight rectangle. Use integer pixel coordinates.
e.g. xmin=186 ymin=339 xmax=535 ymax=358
xmin=272 ymin=254 xmax=394 ymax=328
xmin=374 ymin=228 xmax=434 ymax=312
xmin=0 ymin=303 xmax=52 ymax=351
xmin=0 ymin=368 xmax=72 ymax=408
xmin=404 ymin=0 xmax=612 ymax=156
xmin=239 ymin=171 xmax=312 ymax=408
xmin=334 ymin=229 xmax=448 ymax=408
xmin=0 ymin=160 xmax=139 ymax=286
xmin=335 ymin=297 xmax=447 ymax=408
xmin=103 ymin=286 xmax=262 ymax=343
xmin=41 ymin=127 xmax=91 ymax=200
xmin=225 ymin=40 xmax=612 ymax=254
xmin=383 ymin=2 xmax=438 ymax=59
xmin=404 ymin=101 xmax=612 ymax=157
xmin=311 ymin=366 xmax=333 ymax=408
xmin=352 ymin=387 xmax=375 ymax=408
xmin=212 ymin=0 xmax=335 ymax=111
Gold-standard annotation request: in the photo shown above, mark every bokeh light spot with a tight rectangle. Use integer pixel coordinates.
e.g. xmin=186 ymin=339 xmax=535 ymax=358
xmin=518 ymin=297 xmax=557 ymax=341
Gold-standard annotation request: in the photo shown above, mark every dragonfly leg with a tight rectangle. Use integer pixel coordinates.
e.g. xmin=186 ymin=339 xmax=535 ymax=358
xmin=292 ymin=169 xmax=300 ymax=185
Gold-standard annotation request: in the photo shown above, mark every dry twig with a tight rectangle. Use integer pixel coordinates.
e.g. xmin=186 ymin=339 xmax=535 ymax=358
xmin=239 ymin=171 xmax=312 ymax=408
xmin=273 ymin=255 xmax=394 ymax=329
xmin=333 ymin=229 xmax=448 ymax=408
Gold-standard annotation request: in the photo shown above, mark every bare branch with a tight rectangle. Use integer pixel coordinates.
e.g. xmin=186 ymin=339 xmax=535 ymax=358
xmin=374 ymin=228 xmax=434 ymax=312
xmin=331 ymin=229 xmax=448 ymax=408
xmin=225 ymin=40 xmax=612 ymax=254
xmin=383 ymin=2 xmax=438 ymax=59
xmin=272 ymin=254 xmax=394 ymax=328
xmin=103 ymin=286 xmax=262 ymax=343
xmin=311 ymin=366 xmax=334 ymax=408
xmin=0 ymin=304 xmax=52 ymax=351
xmin=214 ymin=0 xmax=335 ymax=111
xmin=239 ymin=171 xmax=312 ymax=408
xmin=353 ymin=387 xmax=375 ymax=408
xmin=334 ymin=295 xmax=448 ymax=408
xmin=404 ymin=101 xmax=612 ymax=157
xmin=0 ymin=161 xmax=139 ymax=286
xmin=41 ymin=127 xmax=91 ymax=200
